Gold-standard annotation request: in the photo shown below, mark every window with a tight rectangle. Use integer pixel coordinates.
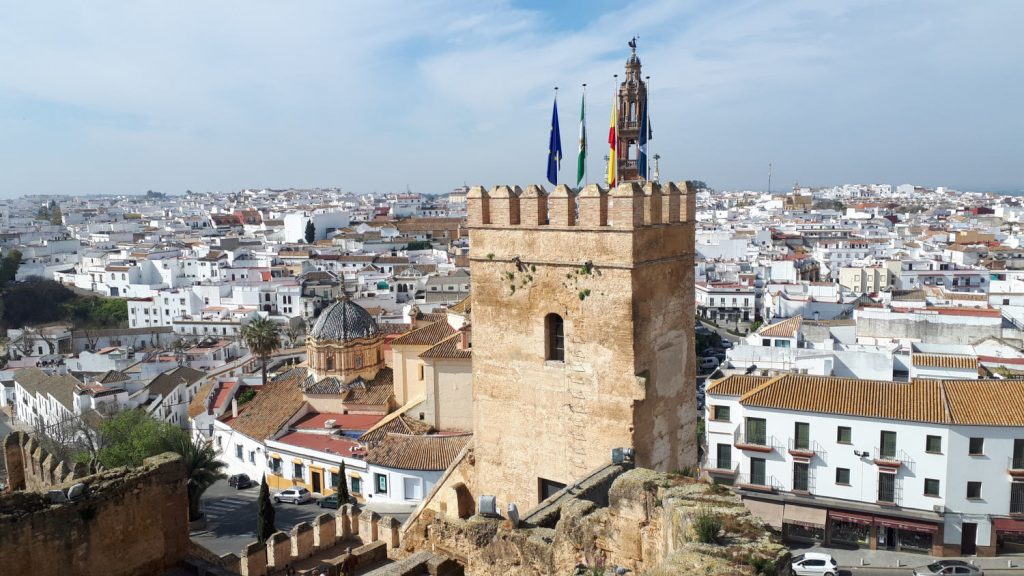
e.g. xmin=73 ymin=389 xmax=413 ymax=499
xmin=270 ymin=458 xmax=281 ymax=474
xmin=545 ymin=313 xmax=565 ymax=362
xmin=836 ymin=468 xmax=851 ymax=485
xmin=924 ymin=478 xmax=940 ymax=497
xmin=351 ymin=476 xmax=362 ymax=494
xmin=967 ymin=481 xmax=982 ymax=499
xmin=969 ymin=437 xmax=984 ymax=456
xmin=878 ymin=472 xmax=896 ymax=503
xmin=793 ymin=462 xmax=809 ymax=492
xmin=1012 ymin=482 xmax=1024 ymax=514
xmin=712 ymin=405 xmax=730 ymax=422
xmin=794 ymin=422 xmax=810 ymax=451
xmin=880 ymin=430 xmax=897 ymax=459
xmin=294 ymin=462 xmax=303 ymax=480
xmin=745 ymin=417 xmax=767 ymax=446
xmin=715 ymin=443 xmax=732 ymax=470
xmin=235 ymin=444 xmax=243 ymax=460
xmin=375 ymin=473 xmax=388 ymax=494
xmin=1014 ymin=439 xmax=1024 ymax=469
xmin=418 ymin=364 xmax=424 ymax=380
xmin=248 ymin=451 xmax=255 ymax=464
xmin=837 ymin=426 xmax=852 ymax=444
xmin=926 ymin=435 xmax=942 ymax=454
xmin=761 ymin=338 xmax=771 ymax=346
xmin=750 ymin=457 xmax=766 ymax=485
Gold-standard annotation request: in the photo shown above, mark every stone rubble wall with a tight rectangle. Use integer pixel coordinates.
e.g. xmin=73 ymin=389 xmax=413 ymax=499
xmin=407 ymin=468 xmax=791 ymax=576
xmin=0 ymin=439 xmax=190 ymax=576
xmin=3 ymin=430 xmax=86 ymax=492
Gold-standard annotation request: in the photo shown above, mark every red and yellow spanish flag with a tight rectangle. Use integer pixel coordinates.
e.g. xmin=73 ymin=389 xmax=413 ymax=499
xmin=607 ymin=97 xmax=617 ymax=187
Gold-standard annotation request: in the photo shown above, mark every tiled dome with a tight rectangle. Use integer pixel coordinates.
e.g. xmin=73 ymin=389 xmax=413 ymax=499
xmin=309 ymin=298 xmax=379 ymax=341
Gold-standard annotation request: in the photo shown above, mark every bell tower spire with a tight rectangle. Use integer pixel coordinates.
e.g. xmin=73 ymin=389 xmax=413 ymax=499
xmin=615 ymin=37 xmax=648 ymax=183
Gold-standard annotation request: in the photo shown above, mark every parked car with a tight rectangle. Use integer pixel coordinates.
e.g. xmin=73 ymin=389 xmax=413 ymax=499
xmin=317 ymin=493 xmax=356 ymax=509
xmin=227 ymin=474 xmax=254 ymax=489
xmin=912 ymin=560 xmax=984 ymax=575
xmin=273 ymin=486 xmax=312 ymax=505
xmin=698 ymin=356 xmax=720 ymax=372
xmin=791 ymin=552 xmax=838 ymax=576
xmin=720 ymin=340 xmax=734 ymax=349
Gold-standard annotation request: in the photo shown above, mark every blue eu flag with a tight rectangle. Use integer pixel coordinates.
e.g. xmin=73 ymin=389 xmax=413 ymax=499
xmin=547 ymin=98 xmax=562 ymax=186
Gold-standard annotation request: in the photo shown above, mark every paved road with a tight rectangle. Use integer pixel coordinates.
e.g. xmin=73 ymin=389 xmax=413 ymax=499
xmin=699 ymin=320 xmax=743 ymax=343
xmin=192 ymin=479 xmax=333 ymax=557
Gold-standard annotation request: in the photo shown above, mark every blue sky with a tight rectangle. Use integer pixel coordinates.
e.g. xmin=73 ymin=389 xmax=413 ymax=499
xmin=0 ymin=0 xmax=1021 ymax=197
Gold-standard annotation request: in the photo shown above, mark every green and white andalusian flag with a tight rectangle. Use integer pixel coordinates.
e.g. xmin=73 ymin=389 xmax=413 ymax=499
xmin=576 ymin=90 xmax=587 ymax=187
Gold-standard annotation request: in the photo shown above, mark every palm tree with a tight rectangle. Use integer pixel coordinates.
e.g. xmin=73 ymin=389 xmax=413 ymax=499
xmin=163 ymin=434 xmax=227 ymax=521
xmin=242 ymin=316 xmax=282 ymax=386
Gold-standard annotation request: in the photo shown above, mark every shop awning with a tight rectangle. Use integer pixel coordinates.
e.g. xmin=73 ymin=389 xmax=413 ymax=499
xmin=874 ymin=516 xmax=939 ymax=534
xmin=268 ymin=453 xmax=281 ymax=459
xmin=348 ymin=471 xmax=361 ymax=479
xmin=994 ymin=518 xmax=1024 ymax=534
xmin=328 ymin=466 xmax=340 ymax=474
xmin=744 ymin=499 xmax=784 ymax=529
xmin=784 ymin=504 xmax=827 ymax=529
xmin=292 ymin=457 xmax=304 ymax=464
xmin=829 ymin=510 xmax=873 ymax=526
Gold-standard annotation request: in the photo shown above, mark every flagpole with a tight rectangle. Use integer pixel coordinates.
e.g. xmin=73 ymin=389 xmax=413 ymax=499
xmin=583 ymin=83 xmax=588 ymax=188
xmin=612 ymin=74 xmax=618 ymax=187
xmin=645 ymin=75 xmax=651 ymax=182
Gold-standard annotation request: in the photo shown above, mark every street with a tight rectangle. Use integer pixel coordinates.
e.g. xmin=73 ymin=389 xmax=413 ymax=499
xmin=192 ymin=479 xmax=332 ymax=557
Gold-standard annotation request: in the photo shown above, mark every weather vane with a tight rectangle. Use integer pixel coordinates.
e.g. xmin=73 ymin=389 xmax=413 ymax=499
xmin=628 ymin=36 xmax=638 ymax=50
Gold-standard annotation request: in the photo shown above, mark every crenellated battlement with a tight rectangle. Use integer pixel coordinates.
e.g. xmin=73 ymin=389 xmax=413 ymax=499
xmin=467 ymin=181 xmax=696 ymax=229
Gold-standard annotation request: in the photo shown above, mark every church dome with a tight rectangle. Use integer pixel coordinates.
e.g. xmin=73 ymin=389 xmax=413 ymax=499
xmin=309 ymin=298 xmax=379 ymax=341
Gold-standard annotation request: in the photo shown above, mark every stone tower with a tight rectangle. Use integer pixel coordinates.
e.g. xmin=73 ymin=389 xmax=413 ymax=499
xmin=468 ymin=181 xmax=697 ymax=509
xmin=615 ymin=44 xmax=648 ymax=183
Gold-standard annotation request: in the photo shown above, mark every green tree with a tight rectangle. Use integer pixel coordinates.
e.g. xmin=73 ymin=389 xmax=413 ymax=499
xmin=2 ymin=278 xmax=75 ymax=327
xmin=242 ymin=316 xmax=282 ymax=386
xmin=0 ymin=249 xmax=22 ymax=285
xmin=257 ymin=475 xmax=277 ymax=544
xmin=304 ymin=219 xmax=316 ymax=244
xmin=49 ymin=204 xmax=63 ymax=225
xmin=97 ymin=409 xmax=188 ymax=469
xmin=337 ymin=461 xmax=350 ymax=504
xmin=161 ymin=433 xmax=227 ymax=521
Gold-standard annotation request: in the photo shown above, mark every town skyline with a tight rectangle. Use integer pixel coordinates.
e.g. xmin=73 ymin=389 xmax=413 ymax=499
xmin=2 ymin=0 xmax=1021 ymax=199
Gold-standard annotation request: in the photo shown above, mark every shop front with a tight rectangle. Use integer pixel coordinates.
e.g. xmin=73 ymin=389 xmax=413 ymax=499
xmin=782 ymin=504 xmax=827 ymax=543
xmin=873 ymin=516 xmax=939 ymax=553
xmin=826 ymin=511 xmax=872 ymax=548
xmin=994 ymin=518 xmax=1024 ymax=554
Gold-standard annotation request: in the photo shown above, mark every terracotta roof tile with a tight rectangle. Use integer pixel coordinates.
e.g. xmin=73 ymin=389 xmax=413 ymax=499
xmin=944 ymin=380 xmax=1024 ymax=425
xmin=188 ymin=380 xmax=217 ymax=418
xmin=364 ymin=433 xmax=472 ymax=471
xmin=391 ymin=320 xmax=456 ymax=347
xmin=758 ymin=316 xmax=802 ymax=338
xmin=738 ymin=374 xmax=951 ymax=424
xmin=912 ymin=353 xmax=979 ymax=370
xmin=419 ymin=332 xmax=472 ymax=360
xmin=448 ymin=296 xmax=471 ymax=315
xmin=705 ymin=374 xmax=773 ymax=396
xmin=359 ymin=414 xmax=435 ymax=446
xmin=228 ymin=370 xmax=305 ymax=440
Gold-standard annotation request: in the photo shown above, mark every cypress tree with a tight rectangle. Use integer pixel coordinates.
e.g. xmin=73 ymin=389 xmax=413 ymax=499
xmin=257 ymin=474 xmax=276 ymax=543
xmin=304 ymin=219 xmax=316 ymax=244
xmin=337 ymin=461 xmax=351 ymax=504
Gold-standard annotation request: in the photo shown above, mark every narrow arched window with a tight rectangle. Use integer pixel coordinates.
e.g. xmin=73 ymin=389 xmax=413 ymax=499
xmin=326 ymin=355 xmax=334 ymax=371
xmin=545 ymin=313 xmax=564 ymax=362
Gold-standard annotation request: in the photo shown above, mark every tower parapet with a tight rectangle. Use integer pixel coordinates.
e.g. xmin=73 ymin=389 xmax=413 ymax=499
xmin=467 ymin=180 xmax=697 ymax=510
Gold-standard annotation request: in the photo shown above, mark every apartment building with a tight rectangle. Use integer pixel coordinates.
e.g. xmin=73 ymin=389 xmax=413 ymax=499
xmin=705 ymin=374 xmax=1024 ymax=557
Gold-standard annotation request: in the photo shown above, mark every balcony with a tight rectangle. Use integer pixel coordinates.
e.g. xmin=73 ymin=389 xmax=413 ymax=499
xmin=1009 ymin=456 xmax=1024 ymax=478
xmin=788 ymin=438 xmax=824 ymax=460
xmin=873 ymin=447 xmax=912 ymax=470
xmin=735 ymin=433 xmax=779 ymax=454
xmin=735 ymin=474 xmax=781 ymax=493
xmin=703 ymin=458 xmax=739 ymax=478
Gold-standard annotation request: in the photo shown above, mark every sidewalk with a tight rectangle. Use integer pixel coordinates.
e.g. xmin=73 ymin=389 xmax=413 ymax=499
xmin=796 ymin=542 xmax=1024 ymax=572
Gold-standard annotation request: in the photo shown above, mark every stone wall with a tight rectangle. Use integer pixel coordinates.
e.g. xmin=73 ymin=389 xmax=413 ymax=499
xmin=0 ymin=437 xmax=190 ymax=576
xmin=405 ymin=468 xmax=789 ymax=576
xmin=3 ymin=430 xmax=86 ymax=492
xmin=468 ymin=182 xmax=697 ymax=510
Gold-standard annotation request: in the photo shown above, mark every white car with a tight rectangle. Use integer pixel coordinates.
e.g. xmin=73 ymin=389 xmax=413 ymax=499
xmin=273 ymin=486 xmax=312 ymax=504
xmin=791 ymin=552 xmax=839 ymax=576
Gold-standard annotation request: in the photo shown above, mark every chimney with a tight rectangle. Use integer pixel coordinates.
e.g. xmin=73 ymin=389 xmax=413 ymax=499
xmin=231 ymin=398 xmax=238 ymax=419
xmin=459 ymin=329 xmax=470 ymax=350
